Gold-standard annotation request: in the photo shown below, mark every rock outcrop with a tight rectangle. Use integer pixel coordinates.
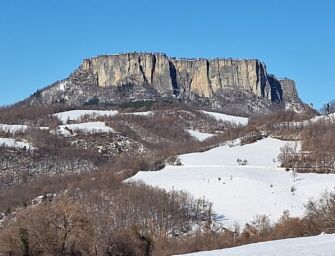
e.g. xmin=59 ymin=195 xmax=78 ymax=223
xmin=29 ymin=52 xmax=309 ymax=115
xmin=279 ymin=78 xmax=299 ymax=103
xmin=80 ymin=53 xmax=274 ymax=100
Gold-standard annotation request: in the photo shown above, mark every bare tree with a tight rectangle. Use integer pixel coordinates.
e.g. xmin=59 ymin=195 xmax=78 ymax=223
xmin=320 ymin=100 xmax=335 ymax=114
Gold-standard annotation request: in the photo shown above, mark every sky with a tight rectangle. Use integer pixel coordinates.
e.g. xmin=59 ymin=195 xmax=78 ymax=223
xmin=0 ymin=0 xmax=334 ymax=108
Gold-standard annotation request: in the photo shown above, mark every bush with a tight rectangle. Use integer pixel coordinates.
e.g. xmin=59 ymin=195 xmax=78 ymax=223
xmin=0 ymin=182 xmax=213 ymax=255
xmin=0 ymin=196 xmax=94 ymax=255
xmin=305 ymin=191 xmax=335 ymax=233
xmin=84 ymin=97 xmax=100 ymax=106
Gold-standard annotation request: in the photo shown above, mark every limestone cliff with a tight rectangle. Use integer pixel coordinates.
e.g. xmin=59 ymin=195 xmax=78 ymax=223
xmin=29 ymin=52 xmax=308 ymax=115
xmin=80 ymin=53 xmax=274 ymax=100
xmin=279 ymin=78 xmax=299 ymax=103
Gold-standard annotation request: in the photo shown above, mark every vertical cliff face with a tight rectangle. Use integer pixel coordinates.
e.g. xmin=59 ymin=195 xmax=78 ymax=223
xmin=81 ymin=53 xmax=174 ymax=94
xmin=279 ymin=79 xmax=299 ymax=103
xmin=29 ymin=52 xmax=308 ymax=115
xmin=80 ymin=53 xmax=278 ymax=102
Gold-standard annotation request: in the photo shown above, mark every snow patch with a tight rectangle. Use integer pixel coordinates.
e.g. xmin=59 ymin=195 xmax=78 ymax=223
xmin=124 ymin=111 xmax=154 ymax=116
xmin=310 ymin=112 xmax=335 ymax=123
xmin=53 ymin=122 xmax=114 ymax=136
xmin=53 ymin=110 xmax=119 ymax=124
xmin=57 ymin=81 xmax=69 ymax=91
xmin=187 ymin=130 xmax=215 ymax=141
xmin=200 ymin=111 xmax=248 ymax=125
xmin=180 ymin=234 xmax=335 ymax=256
xmin=0 ymin=138 xmax=35 ymax=150
xmin=0 ymin=124 xmax=28 ymax=133
xmin=278 ymin=113 xmax=335 ymax=129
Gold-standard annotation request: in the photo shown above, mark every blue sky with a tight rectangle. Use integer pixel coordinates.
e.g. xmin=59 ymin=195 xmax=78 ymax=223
xmin=0 ymin=0 xmax=334 ymax=108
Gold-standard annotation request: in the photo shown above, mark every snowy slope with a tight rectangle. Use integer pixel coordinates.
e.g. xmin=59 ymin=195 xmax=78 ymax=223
xmin=0 ymin=124 xmax=28 ymax=133
xmin=53 ymin=109 xmax=157 ymax=124
xmin=53 ymin=110 xmax=119 ymax=124
xmin=310 ymin=112 xmax=335 ymax=123
xmin=53 ymin=122 xmax=114 ymax=136
xmin=130 ymin=137 xmax=335 ymax=226
xmin=279 ymin=113 xmax=335 ymax=128
xmin=0 ymin=138 xmax=35 ymax=150
xmin=201 ymin=111 xmax=248 ymax=125
xmin=187 ymin=130 xmax=215 ymax=141
xmin=124 ymin=111 xmax=154 ymax=116
xmin=180 ymin=234 xmax=335 ymax=256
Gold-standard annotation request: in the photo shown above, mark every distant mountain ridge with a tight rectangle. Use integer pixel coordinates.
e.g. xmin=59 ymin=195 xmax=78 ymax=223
xmin=26 ymin=52 xmax=310 ymax=115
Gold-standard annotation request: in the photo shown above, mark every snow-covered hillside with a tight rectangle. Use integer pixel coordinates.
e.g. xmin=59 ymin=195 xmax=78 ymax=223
xmin=130 ymin=137 xmax=335 ymax=226
xmin=201 ymin=111 xmax=248 ymax=125
xmin=53 ymin=109 xmax=155 ymax=124
xmin=125 ymin=111 xmax=154 ymax=116
xmin=180 ymin=234 xmax=335 ymax=256
xmin=0 ymin=138 xmax=35 ymax=150
xmin=53 ymin=110 xmax=119 ymax=124
xmin=0 ymin=124 xmax=28 ymax=133
xmin=53 ymin=121 xmax=114 ymax=136
xmin=53 ymin=109 xmax=249 ymax=126
xmin=278 ymin=112 xmax=335 ymax=129
xmin=187 ymin=130 xmax=215 ymax=141
xmin=310 ymin=112 xmax=335 ymax=123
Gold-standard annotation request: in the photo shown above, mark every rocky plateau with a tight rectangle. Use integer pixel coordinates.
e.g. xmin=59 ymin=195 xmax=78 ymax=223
xmin=27 ymin=52 xmax=310 ymax=115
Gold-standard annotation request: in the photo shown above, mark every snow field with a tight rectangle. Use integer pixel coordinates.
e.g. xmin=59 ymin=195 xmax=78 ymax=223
xmin=200 ymin=111 xmax=248 ymax=125
xmin=53 ymin=121 xmax=114 ymax=136
xmin=130 ymin=137 xmax=335 ymax=226
xmin=0 ymin=138 xmax=35 ymax=150
xmin=187 ymin=130 xmax=215 ymax=141
xmin=0 ymin=124 xmax=28 ymax=133
xmin=53 ymin=109 xmax=156 ymax=124
xmin=179 ymin=234 xmax=335 ymax=256
xmin=53 ymin=110 xmax=119 ymax=124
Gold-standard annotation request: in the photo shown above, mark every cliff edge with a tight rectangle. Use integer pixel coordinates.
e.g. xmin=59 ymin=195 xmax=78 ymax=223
xmin=28 ymin=52 xmax=309 ymax=115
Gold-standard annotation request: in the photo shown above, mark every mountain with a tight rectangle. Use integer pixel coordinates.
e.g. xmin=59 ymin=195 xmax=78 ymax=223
xmin=26 ymin=52 xmax=310 ymax=115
